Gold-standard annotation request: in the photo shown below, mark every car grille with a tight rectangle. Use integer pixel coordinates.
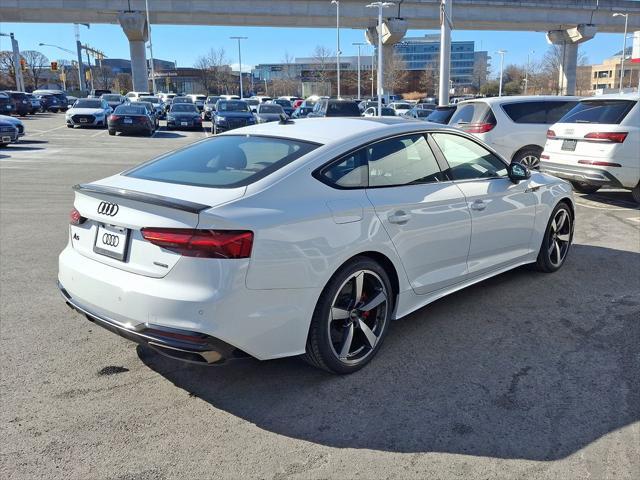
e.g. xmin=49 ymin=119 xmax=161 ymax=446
xmin=0 ymin=126 xmax=15 ymax=133
xmin=72 ymin=114 xmax=95 ymax=124
xmin=227 ymin=118 xmax=248 ymax=129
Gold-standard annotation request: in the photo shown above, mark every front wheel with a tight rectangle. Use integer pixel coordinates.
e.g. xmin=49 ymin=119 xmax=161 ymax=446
xmin=513 ymin=148 xmax=542 ymax=170
xmin=108 ymin=129 xmax=116 ymax=136
xmin=303 ymin=257 xmax=393 ymax=374
xmin=571 ymin=181 xmax=600 ymax=194
xmin=533 ymin=202 xmax=573 ymax=273
xmin=631 ymin=183 xmax=640 ymax=205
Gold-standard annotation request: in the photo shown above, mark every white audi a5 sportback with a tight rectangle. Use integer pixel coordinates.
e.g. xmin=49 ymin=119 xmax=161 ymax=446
xmin=59 ymin=117 xmax=575 ymax=374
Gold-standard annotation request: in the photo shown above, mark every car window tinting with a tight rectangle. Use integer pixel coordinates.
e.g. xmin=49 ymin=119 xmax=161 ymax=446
xmin=432 ymin=133 xmax=507 ymax=180
xmin=102 ymin=95 xmax=121 ymax=101
xmin=327 ymin=102 xmax=360 ymax=116
xmin=171 ymin=104 xmax=198 ymax=112
xmin=558 ymin=100 xmax=636 ymax=124
xmin=218 ymin=101 xmax=249 ymax=112
xmin=74 ymin=100 xmax=102 ymax=109
xmin=502 ymin=101 xmax=548 ymax=124
xmin=322 ymin=150 xmax=368 ymax=188
xmin=260 ymin=104 xmax=283 ymax=114
xmin=368 ymin=135 xmax=444 ymax=187
xmin=114 ymin=106 xmax=146 ymax=115
xmin=126 ymin=135 xmax=319 ymax=188
xmin=448 ymin=102 xmax=491 ymax=125
xmin=427 ymin=107 xmax=456 ymax=124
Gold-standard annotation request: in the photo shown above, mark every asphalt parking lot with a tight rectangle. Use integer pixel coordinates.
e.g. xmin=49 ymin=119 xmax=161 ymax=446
xmin=1 ymin=113 xmax=639 ymax=480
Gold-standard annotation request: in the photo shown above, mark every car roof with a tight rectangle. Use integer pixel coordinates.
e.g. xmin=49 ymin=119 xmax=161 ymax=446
xmin=220 ymin=117 xmax=448 ymax=144
xmin=459 ymin=95 xmax=580 ymax=106
xmin=581 ymin=93 xmax=640 ymax=101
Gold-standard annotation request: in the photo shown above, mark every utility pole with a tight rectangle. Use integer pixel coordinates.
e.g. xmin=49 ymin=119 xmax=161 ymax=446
xmin=230 ymin=36 xmax=248 ymax=98
xmin=524 ymin=49 xmax=534 ymax=95
xmin=0 ymin=33 xmax=25 ymax=91
xmin=496 ymin=49 xmax=506 ymax=97
xmin=331 ymin=1 xmax=341 ymax=97
xmin=353 ymin=43 xmax=367 ymax=100
xmin=438 ymin=0 xmax=452 ymax=106
xmin=613 ymin=13 xmax=629 ymax=92
xmin=366 ymin=2 xmax=395 ymax=117
xmin=145 ymin=0 xmax=157 ymax=93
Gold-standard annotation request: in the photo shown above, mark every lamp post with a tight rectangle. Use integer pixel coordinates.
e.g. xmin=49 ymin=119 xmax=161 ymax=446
xmin=0 ymin=32 xmax=25 ymax=91
xmin=353 ymin=42 xmax=367 ymax=100
xmin=524 ymin=49 xmax=534 ymax=95
xmin=230 ymin=36 xmax=248 ymax=98
xmin=366 ymin=2 xmax=394 ymax=117
xmin=496 ymin=49 xmax=506 ymax=97
xmin=145 ymin=0 xmax=157 ymax=94
xmin=331 ymin=1 xmax=341 ymax=97
xmin=613 ymin=13 xmax=629 ymax=92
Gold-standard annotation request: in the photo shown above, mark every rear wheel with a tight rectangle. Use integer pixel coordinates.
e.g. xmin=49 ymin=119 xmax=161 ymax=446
xmin=632 ymin=183 xmax=640 ymax=205
xmin=533 ymin=202 xmax=573 ymax=273
xmin=66 ymin=124 xmax=73 ymax=129
xmin=108 ymin=129 xmax=116 ymax=136
xmin=571 ymin=181 xmax=600 ymax=194
xmin=513 ymin=147 xmax=542 ymax=170
xmin=303 ymin=257 xmax=393 ymax=374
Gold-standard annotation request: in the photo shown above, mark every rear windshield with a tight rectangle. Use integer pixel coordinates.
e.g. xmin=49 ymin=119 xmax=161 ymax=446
xmin=126 ymin=135 xmax=320 ymax=188
xmin=171 ymin=104 xmax=198 ymax=112
xmin=74 ymin=99 xmax=102 ymax=108
xmin=173 ymin=97 xmax=192 ymax=103
xmin=206 ymin=97 xmax=220 ymax=104
xmin=426 ymin=108 xmax=455 ymax=123
xmin=558 ymin=100 xmax=636 ymax=124
xmin=449 ymin=102 xmax=493 ymax=125
xmin=327 ymin=102 xmax=360 ymax=116
xmin=114 ymin=106 xmax=146 ymax=115
xmin=102 ymin=94 xmax=121 ymax=101
xmin=139 ymin=96 xmax=160 ymax=103
xmin=381 ymin=108 xmax=396 ymax=116
xmin=218 ymin=101 xmax=249 ymax=112
xmin=274 ymin=99 xmax=291 ymax=107
xmin=195 ymin=96 xmax=207 ymax=101
xmin=502 ymin=101 xmax=577 ymax=124
xmin=259 ymin=104 xmax=283 ymax=114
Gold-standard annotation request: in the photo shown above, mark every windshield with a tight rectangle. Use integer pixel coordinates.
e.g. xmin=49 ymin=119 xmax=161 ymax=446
xmin=195 ymin=96 xmax=207 ymax=101
xmin=218 ymin=101 xmax=249 ymax=112
xmin=102 ymin=95 xmax=121 ymax=101
xmin=114 ymin=106 xmax=146 ymax=115
xmin=74 ymin=99 xmax=102 ymax=109
xmin=173 ymin=97 xmax=192 ymax=103
xmin=558 ymin=100 xmax=636 ymax=124
xmin=126 ymin=135 xmax=320 ymax=188
xmin=259 ymin=104 xmax=284 ymax=114
xmin=140 ymin=97 xmax=160 ymax=103
xmin=171 ymin=104 xmax=198 ymax=113
xmin=327 ymin=101 xmax=360 ymax=116
xmin=393 ymin=103 xmax=411 ymax=110
xmin=206 ymin=97 xmax=220 ymax=104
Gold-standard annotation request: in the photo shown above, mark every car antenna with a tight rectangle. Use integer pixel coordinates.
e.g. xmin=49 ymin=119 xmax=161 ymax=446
xmin=278 ymin=113 xmax=294 ymax=124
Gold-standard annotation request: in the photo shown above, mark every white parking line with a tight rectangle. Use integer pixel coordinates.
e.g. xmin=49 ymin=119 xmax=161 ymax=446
xmin=627 ymin=216 xmax=640 ymax=223
xmin=90 ymin=129 xmax=107 ymax=137
xmin=31 ymin=125 xmax=67 ymax=136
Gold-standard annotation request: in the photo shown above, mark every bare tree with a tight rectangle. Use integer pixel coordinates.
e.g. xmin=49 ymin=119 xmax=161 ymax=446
xmin=311 ymin=45 xmax=333 ymax=95
xmin=420 ymin=60 xmax=439 ymax=97
xmin=385 ymin=52 xmax=409 ymax=94
xmin=95 ymin=65 xmax=115 ymax=90
xmin=0 ymin=51 xmax=17 ymax=88
xmin=195 ymin=47 xmax=229 ymax=93
xmin=22 ymin=50 xmax=49 ymax=90
xmin=541 ymin=45 xmax=588 ymax=94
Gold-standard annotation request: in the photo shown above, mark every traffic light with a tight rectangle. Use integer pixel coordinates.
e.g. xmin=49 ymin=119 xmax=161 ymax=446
xmin=85 ymin=70 xmax=92 ymax=81
xmin=19 ymin=58 xmax=26 ymax=72
xmin=51 ymin=61 xmax=58 ymax=71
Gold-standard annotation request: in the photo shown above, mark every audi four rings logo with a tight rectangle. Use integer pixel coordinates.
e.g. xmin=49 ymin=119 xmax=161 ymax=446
xmin=102 ymin=233 xmax=120 ymax=247
xmin=97 ymin=201 xmax=119 ymax=216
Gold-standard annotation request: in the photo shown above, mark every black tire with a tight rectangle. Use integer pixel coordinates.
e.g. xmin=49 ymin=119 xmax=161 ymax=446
xmin=303 ymin=256 xmax=394 ymax=374
xmin=571 ymin=181 xmax=601 ymax=194
xmin=66 ymin=124 xmax=74 ymax=128
xmin=146 ymin=128 xmax=154 ymax=137
xmin=533 ymin=201 xmax=573 ymax=273
xmin=0 ymin=143 xmax=8 ymax=148
xmin=512 ymin=147 xmax=543 ymax=170
xmin=108 ymin=129 xmax=116 ymax=136
xmin=632 ymin=183 xmax=640 ymax=205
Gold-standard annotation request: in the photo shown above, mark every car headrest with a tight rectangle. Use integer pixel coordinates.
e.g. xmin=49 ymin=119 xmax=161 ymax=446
xmin=220 ymin=146 xmax=247 ymax=170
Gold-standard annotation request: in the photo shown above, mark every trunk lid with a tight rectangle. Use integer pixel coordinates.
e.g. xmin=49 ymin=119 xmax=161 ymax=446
xmin=71 ymin=175 xmax=246 ymax=278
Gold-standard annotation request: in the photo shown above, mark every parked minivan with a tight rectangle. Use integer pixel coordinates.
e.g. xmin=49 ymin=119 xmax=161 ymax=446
xmin=448 ymin=96 xmax=579 ymax=169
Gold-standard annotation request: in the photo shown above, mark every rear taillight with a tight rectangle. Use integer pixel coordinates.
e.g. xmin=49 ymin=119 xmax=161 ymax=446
xmin=584 ymin=132 xmax=627 ymax=143
xmin=541 ymin=154 xmax=550 ymax=160
xmin=546 ymin=129 xmax=557 ymax=139
xmin=577 ymin=160 xmax=622 ymax=167
xmin=461 ymin=122 xmax=495 ymax=133
xmin=70 ymin=207 xmax=86 ymax=225
xmin=141 ymin=228 xmax=253 ymax=259
xmin=109 ymin=115 xmax=120 ymax=121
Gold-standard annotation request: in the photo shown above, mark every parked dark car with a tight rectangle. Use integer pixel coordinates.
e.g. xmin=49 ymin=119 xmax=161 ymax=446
xmin=36 ymin=94 xmax=62 ymax=113
xmin=255 ymin=103 xmax=286 ymax=123
xmin=101 ymin=93 xmax=125 ymax=110
xmin=203 ymin=95 xmax=221 ymax=120
xmin=25 ymin=93 xmax=41 ymax=114
xmin=0 ymin=92 xmax=15 ymax=115
xmin=307 ymin=99 xmax=361 ymax=118
xmin=129 ymin=101 xmax=160 ymax=129
xmin=270 ymin=99 xmax=294 ymax=117
xmin=426 ymin=105 xmax=458 ymax=124
xmin=166 ymin=103 xmax=203 ymax=130
xmin=291 ymin=106 xmax=314 ymax=118
xmin=0 ymin=114 xmax=25 ymax=138
xmin=0 ymin=119 xmax=18 ymax=147
xmin=212 ymin=100 xmax=256 ymax=133
xmin=108 ymin=105 xmax=155 ymax=136
xmin=3 ymin=91 xmax=30 ymax=116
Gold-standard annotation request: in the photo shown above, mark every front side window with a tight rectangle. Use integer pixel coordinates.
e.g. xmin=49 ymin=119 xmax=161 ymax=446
xmin=367 ymin=135 xmax=444 ymax=187
xmin=127 ymin=135 xmax=319 ymax=188
xmin=431 ymin=133 xmax=507 ymax=180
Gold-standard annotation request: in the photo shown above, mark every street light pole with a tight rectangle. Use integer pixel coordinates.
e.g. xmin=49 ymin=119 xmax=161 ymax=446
xmin=366 ymin=2 xmax=394 ymax=117
xmin=613 ymin=13 xmax=629 ymax=92
xmin=331 ymin=1 xmax=341 ymax=98
xmin=353 ymin=42 xmax=366 ymax=100
xmin=524 ymin=49 xmax=534 ymax=95
xmin=145 ymin=0 xmax=157 ymax=94
xmin=496 ymin=49 xmax=506 ymax=97
xmin=230 ymin=36 xmax=248 ymax=98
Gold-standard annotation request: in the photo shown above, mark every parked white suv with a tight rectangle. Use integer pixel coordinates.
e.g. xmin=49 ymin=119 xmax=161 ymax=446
xmin=448 ymin=96 xmax=579 ymax=169
xmin=540 ymin=93 xmax=639 ymax=203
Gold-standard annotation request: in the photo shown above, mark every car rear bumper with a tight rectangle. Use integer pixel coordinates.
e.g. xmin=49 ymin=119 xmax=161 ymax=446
xmin=540 ymin=161 xmax=626 ymax=188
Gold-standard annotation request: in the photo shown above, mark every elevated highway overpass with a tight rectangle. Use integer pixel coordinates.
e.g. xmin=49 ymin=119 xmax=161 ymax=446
xmin=2 ymin=1 xmax=639 ymax=94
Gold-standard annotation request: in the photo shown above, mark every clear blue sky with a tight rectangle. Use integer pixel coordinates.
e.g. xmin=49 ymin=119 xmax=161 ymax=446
xmin=0 ymin=22 xmax=621 ymax=75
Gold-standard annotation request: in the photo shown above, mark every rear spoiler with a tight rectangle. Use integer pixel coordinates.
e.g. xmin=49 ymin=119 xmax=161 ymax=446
xmin=73 ymin=183 xmax=210 ymax=214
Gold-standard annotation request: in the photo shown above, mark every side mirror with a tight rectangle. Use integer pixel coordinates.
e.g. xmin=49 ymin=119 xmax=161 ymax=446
xmin=508 ymin=162 xmax=531 ymax=184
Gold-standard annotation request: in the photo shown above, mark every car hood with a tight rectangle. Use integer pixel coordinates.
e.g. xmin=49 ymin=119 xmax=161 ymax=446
xmin=0 ymin=114 xmax=23 ymax=126
xmin=67 ymin=107 xmax=105 ymax=115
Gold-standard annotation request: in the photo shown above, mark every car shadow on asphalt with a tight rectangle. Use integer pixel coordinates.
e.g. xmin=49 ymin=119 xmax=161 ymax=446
xmin=152 ymin=131 xmax=187 ymax=138
xmin=138 ymin=244 xmax=640 ymax=461
xmin=15 ymin=139 xmax=48 ymax=145
xmin=579 ymin=190 xmax=639 ymax=209
xmin=3 ymin=145 xmax=45 ymax=152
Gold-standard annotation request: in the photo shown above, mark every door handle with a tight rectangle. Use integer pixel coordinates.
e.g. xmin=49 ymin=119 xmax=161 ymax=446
xmin=388 ymin=210 xmax=411 ymax=224
xmin=470 ymin=200 xmax=487 ymax=211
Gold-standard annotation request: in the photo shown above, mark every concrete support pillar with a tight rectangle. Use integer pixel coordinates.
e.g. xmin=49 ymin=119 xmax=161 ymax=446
xmin=438 ymin=0 xmax=452 ymax=106
xmin=365 ymin=17 xmax=408 ymax=102
xmin=117 ymin=11 xmax=149 ymax=92
xmin=547 ymin=24 xmax=596 ymax=96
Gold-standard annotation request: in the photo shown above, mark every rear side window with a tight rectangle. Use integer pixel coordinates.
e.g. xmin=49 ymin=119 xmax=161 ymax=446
xmin=558 ymin=100 xmax=636 ymax=124
xmin=427 ymin=107 xmax=455 ymax=124
xmin=126 ymin=135 xmax=319 ymax=188
xmin=449 ymin=102 xmax=492 ymax=126
xmin=502 ymin=101 xmax=577 ymax=124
